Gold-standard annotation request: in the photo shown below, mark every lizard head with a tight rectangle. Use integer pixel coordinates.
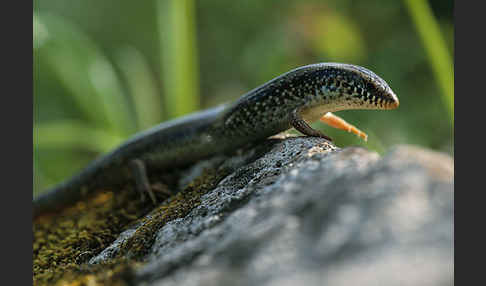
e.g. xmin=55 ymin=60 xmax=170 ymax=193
xmin=313 ymin=63 xmax=399 ymax=111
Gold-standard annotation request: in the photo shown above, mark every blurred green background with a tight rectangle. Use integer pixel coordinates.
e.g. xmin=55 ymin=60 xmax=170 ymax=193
xmin=33 ymin=0 xmax=454 ymax=196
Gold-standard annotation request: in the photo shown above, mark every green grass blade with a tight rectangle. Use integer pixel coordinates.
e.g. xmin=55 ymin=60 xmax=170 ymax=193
xmin=115 ymin=46 xmax=163 ymax=130
xmin=157 ymin=0 xmax=200 ymax=119
xmin=34 ymin=13 xmax=135 ymax=136
xmin=403 ymin=0 xmax=454 ymax=125
xmin=89 ymin=56 xmax=137 ymax=136
xmin=34 ymin=120 xmax=125 ymax=153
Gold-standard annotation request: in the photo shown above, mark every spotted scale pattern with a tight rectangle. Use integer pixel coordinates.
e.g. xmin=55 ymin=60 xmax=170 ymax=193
xmin=221 ymin=63 xmax=398 ymax=138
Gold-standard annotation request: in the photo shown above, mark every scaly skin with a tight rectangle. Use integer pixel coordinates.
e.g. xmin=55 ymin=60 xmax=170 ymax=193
xmin=33 ymin=63 xmax=399 ymax=218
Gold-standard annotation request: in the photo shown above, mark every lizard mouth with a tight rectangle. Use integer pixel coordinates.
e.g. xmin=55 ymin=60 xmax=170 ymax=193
xmin=385 ymin=90 xmax=400 ymax=109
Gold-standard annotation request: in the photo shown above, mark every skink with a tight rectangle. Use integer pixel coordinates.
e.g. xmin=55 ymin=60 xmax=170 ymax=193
xmin=33 ymin=63 xmax=399 ymax=218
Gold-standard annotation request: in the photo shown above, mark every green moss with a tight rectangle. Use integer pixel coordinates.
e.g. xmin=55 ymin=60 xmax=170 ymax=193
xmin=119 ymin=167 xmax=231 ymax=259
xmin=33 ymin=167 xmax=229 ymax=286
xmin=33 ymin=187 xmax=146 ymax=285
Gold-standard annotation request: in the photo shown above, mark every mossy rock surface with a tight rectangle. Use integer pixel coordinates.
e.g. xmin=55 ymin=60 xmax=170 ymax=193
xmin=34 ymin=155 xmax=231 ymax=285
xmin=33 ymin=136 xmax=454 ymax=286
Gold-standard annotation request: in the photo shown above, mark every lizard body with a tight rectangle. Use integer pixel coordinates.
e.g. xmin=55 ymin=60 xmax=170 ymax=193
xmin=33 ymin=63 xmax=399 ymax=217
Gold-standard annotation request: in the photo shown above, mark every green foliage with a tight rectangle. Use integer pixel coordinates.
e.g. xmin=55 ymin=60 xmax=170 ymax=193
xmin=115 ymin=46 xmax=162 ymax=130
xmin=35 ymin=120 xmax=124 ymax=153
xmin=404 ymin=0 xmax=454 ymax=125
xmin=158 ymin=0 xmax=200 ymax=119
xmin=34 ymin=13 xmax=135 ymax=137
xmin=311 ymin=12 xmax=367 ymax=63
xmin=34 ymin=12 xmax=167 ymax=194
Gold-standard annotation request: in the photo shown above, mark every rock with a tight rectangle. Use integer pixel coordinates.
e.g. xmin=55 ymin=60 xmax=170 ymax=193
xmin=90 ymin=137 xmax=454 ymax=286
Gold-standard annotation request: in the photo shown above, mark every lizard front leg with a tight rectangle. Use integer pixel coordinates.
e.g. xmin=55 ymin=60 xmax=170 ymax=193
xmin=290 ymin=109 xmax=333 ymax=141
